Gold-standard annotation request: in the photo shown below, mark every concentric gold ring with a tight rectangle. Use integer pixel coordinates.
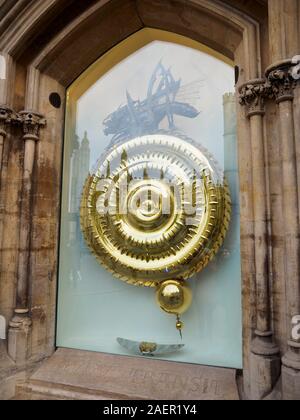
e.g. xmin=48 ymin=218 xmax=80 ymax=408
xmin=80 ymin=134 xmax=231 ymax=287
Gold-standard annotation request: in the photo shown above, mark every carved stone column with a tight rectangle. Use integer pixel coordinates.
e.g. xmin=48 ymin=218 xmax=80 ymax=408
xmin=239 ymin=80 xmax=280 ymax=399
xmin=266 ymin=60 xmax=300 ymax=400
xmin=8 ymin=110 xmax=46 ymax=364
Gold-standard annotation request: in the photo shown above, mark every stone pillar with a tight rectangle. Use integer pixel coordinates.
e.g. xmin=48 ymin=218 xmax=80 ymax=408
xmin=223 ymin=93 xmax=238 ymax=217
xmin=267 ymin=0 xmax=300 ymax=400
xmin=265 ymin=62 xmax=300 ymax=400
xmin=8 ymin=67 xmax=46 ymax=364
xmin=239 ymin=80 xmax=280 ymax=399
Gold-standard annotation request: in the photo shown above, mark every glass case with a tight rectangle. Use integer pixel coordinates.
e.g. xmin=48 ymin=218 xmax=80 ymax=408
xmin=57 ymin=29 xmax=242 ymax=369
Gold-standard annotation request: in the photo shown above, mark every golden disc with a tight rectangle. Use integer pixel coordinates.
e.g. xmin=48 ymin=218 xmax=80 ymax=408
xmin=80 ymin=134 xmax=231 ymax=287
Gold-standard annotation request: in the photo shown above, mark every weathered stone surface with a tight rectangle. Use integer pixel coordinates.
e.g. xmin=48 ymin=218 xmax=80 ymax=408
xmin=282 ymin=366 xmax=300 ymax=400
xmin=250 ymin=351 xmax=281 ymax=400
xmin=16 ymin=348 xmax=239 ymax=400
xmin=1 ymin=371 xmax=26 ymax=400
xmin=0 ymin=341 xmax=44 ymax=400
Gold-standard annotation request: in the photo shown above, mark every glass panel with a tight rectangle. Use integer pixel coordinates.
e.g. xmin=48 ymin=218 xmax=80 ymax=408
xmin=57 ymin=30 xmax=242 ymax=369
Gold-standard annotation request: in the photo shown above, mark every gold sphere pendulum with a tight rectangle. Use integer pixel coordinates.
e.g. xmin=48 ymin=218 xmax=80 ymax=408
xmin=156 ymin=280 xmax=193 ymax=339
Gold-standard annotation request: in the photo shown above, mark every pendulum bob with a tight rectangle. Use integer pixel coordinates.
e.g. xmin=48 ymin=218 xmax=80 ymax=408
xmin=156 ymin=280 xmax=193 ymax=338
xmin=156 ymin=280 xmax=193 ymax=316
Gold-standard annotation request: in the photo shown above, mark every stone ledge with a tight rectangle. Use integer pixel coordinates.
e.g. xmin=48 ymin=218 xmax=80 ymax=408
xmin=15 ymin=348 xmax=239 ymax=400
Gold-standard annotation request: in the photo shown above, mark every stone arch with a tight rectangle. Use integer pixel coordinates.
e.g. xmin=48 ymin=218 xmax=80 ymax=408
xmin=0 ymin=0 xmax=264 ymax=83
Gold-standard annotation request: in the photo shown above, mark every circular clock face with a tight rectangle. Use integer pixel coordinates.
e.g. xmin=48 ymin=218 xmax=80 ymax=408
xmin=80 ymin=134 xmax=231 ymax=287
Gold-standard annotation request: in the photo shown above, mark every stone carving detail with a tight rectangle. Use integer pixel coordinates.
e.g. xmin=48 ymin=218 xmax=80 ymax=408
xmin=239 ymin=79 xmax=270 ymax=117
xmin=239 ymin=60 xmax=300 ymax=113
xmin=0 ymin=107 xmax=46 ymax=139
xmin=19 ymin=110 xmax=46 ymax=141
xmin=267 ymin=67 xmax=297 ymax=103
xmin=0 ymin=105 xmax=20 ymax=136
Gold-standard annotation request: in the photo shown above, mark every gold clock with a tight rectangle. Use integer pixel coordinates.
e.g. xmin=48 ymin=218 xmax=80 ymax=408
xmin=80 ymin=134 xmax=231 ymax=334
